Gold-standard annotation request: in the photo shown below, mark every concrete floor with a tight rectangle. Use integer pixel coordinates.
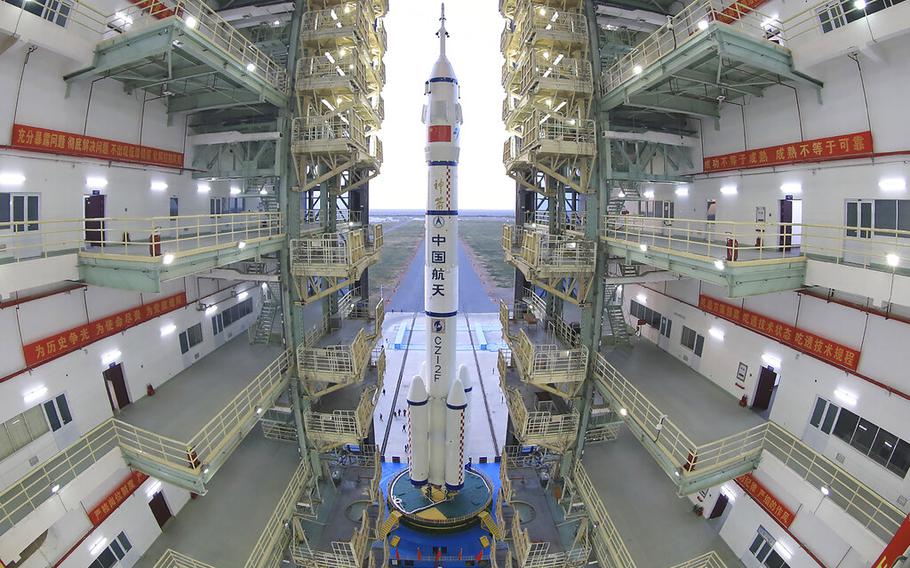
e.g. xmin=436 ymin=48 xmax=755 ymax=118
xmin=308 ymin=466 xmax=375 ymax=550
xmin=603 ymin=339 xmax=765 ymax=444
xmin=508 ymin=467 xmax=569 ymax=552
xmin=135 ymin=430 xmax=300 ymax=568
xmin=582 ymin=428 xmax=742 ymax=567
xmin=117 ymin=335 xmax=283 ymax=440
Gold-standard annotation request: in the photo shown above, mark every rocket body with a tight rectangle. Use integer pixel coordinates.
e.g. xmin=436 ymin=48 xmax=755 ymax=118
xmin=407 ymin=376 xmax=430 ymax=486
xmin=406 ymin=4 xmax=468 ymax=494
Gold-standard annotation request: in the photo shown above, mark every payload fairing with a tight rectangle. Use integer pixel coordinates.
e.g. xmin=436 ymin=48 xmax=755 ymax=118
xmin=407 ymin=4 xmax=471 ymax=495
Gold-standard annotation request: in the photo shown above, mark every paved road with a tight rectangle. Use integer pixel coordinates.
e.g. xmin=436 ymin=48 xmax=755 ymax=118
xmin=388 ymin=238 xmax=497 ymax=313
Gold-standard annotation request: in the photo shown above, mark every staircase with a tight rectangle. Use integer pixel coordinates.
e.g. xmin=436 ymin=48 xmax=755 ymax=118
xmin=478 ymin=510 xmax=503 ymax=540
xmin=250 ymin=281 xmax=281 ymax=345
xmin=377 ymin=510 xmax=401 ymax=539
xmin=603 ymin=283 xmax=630 ymax=345
xmin=619 ymin=264 xmax=637 ymax=278
xmin=607 ymin=184 xmax=641 ymax=215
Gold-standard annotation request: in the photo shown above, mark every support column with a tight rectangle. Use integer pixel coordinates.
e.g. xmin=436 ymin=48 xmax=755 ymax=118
xmin=572 ymin=0 xmax=613 ymax=466
xmin=279 ymin=0 xmax=318 ymax=477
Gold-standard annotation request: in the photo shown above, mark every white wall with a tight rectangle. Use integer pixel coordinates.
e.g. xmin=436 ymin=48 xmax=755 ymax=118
xmin=0 ymin=41 xmax=252 ymax=237
xmin=0 ymin=278 xmax=262 ymax=488
xmin=624 ymin=282 xmax=910 ymax=514
xmin=632 ymin=32 xmax=910 ymax=237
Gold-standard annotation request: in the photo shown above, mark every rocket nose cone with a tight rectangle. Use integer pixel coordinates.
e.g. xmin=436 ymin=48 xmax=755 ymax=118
xmin=408 ymin=375 xmax=428 ymax=403
xmin=458 ymin=364 xmax=472 ymax=390
xmin=446 ymin=378 xmax=466 ymax=406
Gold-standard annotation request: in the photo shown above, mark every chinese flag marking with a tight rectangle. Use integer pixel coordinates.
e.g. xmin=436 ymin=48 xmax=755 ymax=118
xmin=428 ymin=125 xmax=452 ymax=142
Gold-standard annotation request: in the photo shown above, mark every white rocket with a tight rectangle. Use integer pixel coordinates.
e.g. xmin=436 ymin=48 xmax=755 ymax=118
xmin=407 ymin=3 xmax=470 ymax=494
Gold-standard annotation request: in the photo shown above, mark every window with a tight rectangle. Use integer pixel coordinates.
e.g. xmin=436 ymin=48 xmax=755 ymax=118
xmin=43 ymin=394 xmax=73 ymax=431
xmin=659 ymin=317 xmax=672 ymax=338
xmin=3 ymin=0 xmax=72 ymax=27
xmin=681 ymin=326 xmax=704 ymax=356
xmin=817 ymin=0 xmax=906 ymax=33
xmin=629 ymin=300 xmax=661 ymax=330
xmin=749 ymin=527 xmax=791 ymax=568
xmin=212 ymin=298 xmax=254 ymax=335
xmin=846 ymin=199 xmax=910 ymax=238
xmin=211 ymin=197 xmax=246 ymax=215
xmin=0 ymin=404 xmax=51 ymax=460
xmin=169 ymin=197 xmax=179 ymax=217
xmin=809 ymin=397 xmax=839 ymax=434
xmin=823 ymin=405 xmax=910 ymax=478
xmin=88 ymin=532 xmax=132 ymax=568
xmin=0 ymin=193 xmax=39 ymax=232
xmin=179 ymin=323 xmax=203 ymax=354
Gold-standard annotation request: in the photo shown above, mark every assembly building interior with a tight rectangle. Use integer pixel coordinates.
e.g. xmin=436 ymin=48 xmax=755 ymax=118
xmin=1 ymin=0 xmax=910 ymax=567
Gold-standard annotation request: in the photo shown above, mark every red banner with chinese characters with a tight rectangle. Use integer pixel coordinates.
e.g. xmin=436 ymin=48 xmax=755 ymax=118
xmin=703 ymin=131 xmax=873 ymax=173
xmin=874 ymin=515 xmax=910 ymax=568
xmin=88 ymin=471 xmax=149 ymax=526
xmin=10 ymin=123 xmax=184 ymax=169
xmin=22 ymin=292 xmax=187 ymax=367
xmin=735 ymin=473 xmax=795 ymax=528
xmin=428 ymin=125 xmax=452 ymax=143
xmin=699 ymin=294 xmax=861 ymax=371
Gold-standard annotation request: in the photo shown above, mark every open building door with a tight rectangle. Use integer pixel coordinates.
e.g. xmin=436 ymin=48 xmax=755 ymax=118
xmin=103 ymin=363 xmax=131 ymax=412
xmin=751 ymin=366 xmax=777 ymax=411
xmin=148 ymin=491 xmax=172 ymax=528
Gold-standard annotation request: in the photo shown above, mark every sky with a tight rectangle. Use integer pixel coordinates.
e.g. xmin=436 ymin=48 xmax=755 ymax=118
xmin=370 ymin=0 xmax=514 ymax=211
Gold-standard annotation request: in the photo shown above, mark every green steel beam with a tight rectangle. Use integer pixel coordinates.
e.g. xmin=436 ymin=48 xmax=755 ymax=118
xmin=573 ymin=0 xmax=611 ymax=471
xmin=64 ymin=26 xmax=174 ymax=81
xmin=671 ymin=68 xmax=766 ymax=97
xmin=624 ymin=93 xmax=720 ymax=118
xmin=601 ymin=25 xmax=823 ymax=113
xmin=168 ymin=90 xmax=267 ymax=113
xmin=606 ymin=241 xmax=807 ymax=296
xmin=77 ymin=238 xmax=283 ymax=292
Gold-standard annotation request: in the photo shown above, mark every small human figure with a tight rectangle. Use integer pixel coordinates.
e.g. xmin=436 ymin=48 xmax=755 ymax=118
xmin=382 ymin=388 xmax=386 ymax=396
xmin=402 ymin=423 xmax=406 ymax=432
xmin=379 ymin=413 xmax=383 ymax=421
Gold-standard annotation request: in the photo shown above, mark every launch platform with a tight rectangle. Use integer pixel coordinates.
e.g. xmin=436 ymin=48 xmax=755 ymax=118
xmin=388 ymin=468 xmax=493 ymax=531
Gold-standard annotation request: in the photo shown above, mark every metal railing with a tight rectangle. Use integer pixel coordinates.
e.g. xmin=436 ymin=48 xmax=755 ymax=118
xmin=668 ymin=551 xmax=730 ymax=568
xmin=524 ymin=211 xmax=587 ymax=234
xmin=0 ymin=212 xmax=281 ymax=264
xmin=290 ymin=509 xmax=371 ymax=568
xmin=291 ymin=111 xmax=370 ymax=153
xmin=601 ymin=0 xmax=780 ymax=96
xmin=289 ymin=225 xmax=382 ymax=274
xmin=571 ymin=462 xmax=637 ymax=568
xmin=510 ymin=513 xmax=591 ymax=568
xmin=512 ymin=331 xmax=588 ymax=384
xmin=511 ymin=4 xmax=588 ymax=54
xmin=181 ymin=349 xmax=291 ymax=471
xmin=296 ymin=49 xmax=370 ymax=93
xmin=515 ymin=111 xmax=597 ymax=156
xmin=244 ymin=458 xmax=313 ymax=568
xmin=604 ymin=214 xmax=910 ymax=271
xmin=152 ymin=550 xmax=217 ymax=568
xmin=591 ymin=351 xmax=905 ymax=541
xmin=104 ymin=0 xmax=288 ymax=91
xmin=297 ymin=328 xmax=372 ymax=384
xmin=514 ymin=50 xmax=593 ymax=98
xmin=300 ymin=2 xmax=372 ymax=38
xmin=0 ymin=350 xmax=290 ymax=536
xmin=505 ymin=225 xmax=597 ymax=272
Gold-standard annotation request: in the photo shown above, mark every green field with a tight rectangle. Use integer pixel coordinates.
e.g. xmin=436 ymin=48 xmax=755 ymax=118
xmin=368 ymin=217 xmax=424 ymax=301
xmin=458 ymin=217 xmax=513 ymax=289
